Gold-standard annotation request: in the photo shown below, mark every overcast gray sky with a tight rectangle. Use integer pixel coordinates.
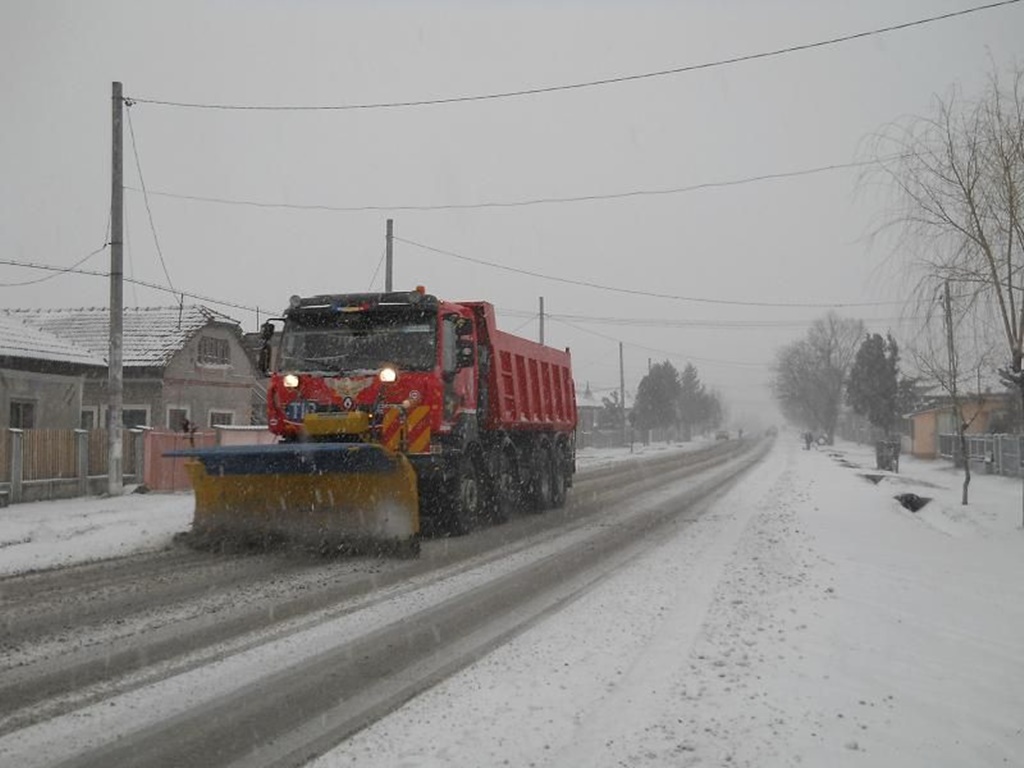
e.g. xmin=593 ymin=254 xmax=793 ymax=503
xmin=2 ymin=0 xmax=1021 ymax=425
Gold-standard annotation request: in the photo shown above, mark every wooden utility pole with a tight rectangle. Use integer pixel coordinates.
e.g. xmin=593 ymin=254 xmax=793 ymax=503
xmin=385 ymin=218 xmax=394 ymax=292
xmin=619 ymin=341 xmax=627 ymax=447
xmin=944 ymin=280 xmax=970 ymax=505
xmin=539 ymin=296 xmax=545 ymax=345
xmin=108 ymin=82 xmax=124 ymax=495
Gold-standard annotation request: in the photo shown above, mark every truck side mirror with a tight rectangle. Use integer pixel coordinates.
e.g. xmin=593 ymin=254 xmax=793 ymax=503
xmin=258 ymin=320 xmax=278 ymax=375
xmin=456 ymin=340 xmax=475 ymax=368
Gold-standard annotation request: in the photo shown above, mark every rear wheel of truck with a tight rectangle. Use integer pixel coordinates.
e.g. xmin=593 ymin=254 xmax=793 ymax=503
xmin=529 ymin=447 xmax=554 ymax=512
xmin=550 ymin=446 xmax=568 ymax=508
xmin=445 ymin=453 xmax=484 ymax=536
xmin=490 ymin=450 xmax=519 ymax=524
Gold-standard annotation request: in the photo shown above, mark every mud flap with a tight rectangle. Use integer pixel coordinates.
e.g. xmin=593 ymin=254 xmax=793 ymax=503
xmin=167 ymin=443 xmax=419 ymax=554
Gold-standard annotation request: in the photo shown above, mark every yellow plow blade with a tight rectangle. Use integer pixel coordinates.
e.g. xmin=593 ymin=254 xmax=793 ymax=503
xmin=169 ymin=443 xmax=419 ymax=555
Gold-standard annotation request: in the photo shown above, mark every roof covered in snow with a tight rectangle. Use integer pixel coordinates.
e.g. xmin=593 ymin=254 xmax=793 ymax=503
xmin=5 ymin=306 xmax=240 ymax=367
xmin=0 ymin=313 xmax=106 ymax=367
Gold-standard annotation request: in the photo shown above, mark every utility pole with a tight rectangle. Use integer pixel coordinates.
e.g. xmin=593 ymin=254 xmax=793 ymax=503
xmin=108 ymin=82 xmax=124 ymax=495
xmin=943 ymin=279 xmax=970 ymax=506
xmin=539 ymin=296 xmax=545 ymax=345
xmin=619 ymin=341 xmax=627 ymax=448
xmin=385 ymin=218 xmax=394 ymax=292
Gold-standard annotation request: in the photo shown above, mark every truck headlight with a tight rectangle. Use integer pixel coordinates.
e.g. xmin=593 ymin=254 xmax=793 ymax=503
xmin=379 ymin=366 xmax=398 ymax=383
xmin=283 ymin=373 xmax=299 ymax=388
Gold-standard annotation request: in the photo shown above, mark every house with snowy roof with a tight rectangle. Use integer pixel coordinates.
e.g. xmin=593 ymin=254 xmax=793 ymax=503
xmin=0 ymin=314 xmax=106 ymax=429
xmin=904 ymin=376 xmax=1015 ymax=458
xmin=5 ymin=306 xmax=261 ymax=431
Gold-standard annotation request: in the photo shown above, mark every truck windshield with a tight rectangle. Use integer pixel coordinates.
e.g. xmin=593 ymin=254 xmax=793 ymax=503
xmin=279 ymin=310 xmax=437 ymax=372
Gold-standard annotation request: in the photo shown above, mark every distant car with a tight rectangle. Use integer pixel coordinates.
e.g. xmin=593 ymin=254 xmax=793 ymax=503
xmin=715 ymin=430 xmax=730 ymax=441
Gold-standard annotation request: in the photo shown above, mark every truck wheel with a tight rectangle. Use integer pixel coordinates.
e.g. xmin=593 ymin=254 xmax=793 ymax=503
xmin=490 ymin=450 xmax=519 ymax=524
xmin=446 ymin=453 xmax=483 ymax=536
xmin=550 ymin=448 xmax=567 ymax=509
xmin=529 ymin=448 xmax=554 ymax=512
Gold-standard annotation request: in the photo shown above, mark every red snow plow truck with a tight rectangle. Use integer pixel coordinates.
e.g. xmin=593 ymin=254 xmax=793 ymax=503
xmin=173 ymin=288 xmax=578 ymax=554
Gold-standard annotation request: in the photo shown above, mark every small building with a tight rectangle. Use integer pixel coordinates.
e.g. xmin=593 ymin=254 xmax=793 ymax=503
xmin=8 ymin=306 xmax=262 ymax=431
xmin=906 ymin=389 xmax=1013 ymax=458
xmin=0 ymin=314 xmax=106 ymax=429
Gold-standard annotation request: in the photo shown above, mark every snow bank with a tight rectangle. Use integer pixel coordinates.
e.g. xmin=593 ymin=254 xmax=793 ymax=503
xmin=0 ymin=493 xmax=192 ymax=576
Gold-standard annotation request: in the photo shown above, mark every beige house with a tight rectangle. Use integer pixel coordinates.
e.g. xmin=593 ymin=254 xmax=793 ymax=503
xmin=906 ymin=390 xmax=1013 ymax=458
xmin=7 ymin=306 xmax=262 ymax=431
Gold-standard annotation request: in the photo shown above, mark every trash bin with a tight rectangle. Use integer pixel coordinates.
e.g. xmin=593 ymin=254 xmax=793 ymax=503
xmin=875 ymin=440 xmax=900 ymax=473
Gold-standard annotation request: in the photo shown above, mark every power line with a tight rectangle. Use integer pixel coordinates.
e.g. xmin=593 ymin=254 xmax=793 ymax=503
xmin=124 ymin=1 xmax=1021 ymax=112
xmin=122 ymin=155 xmax=901 ymax=213
xmin=498 ymin=307 xmax=917 ymax=330
xmin=367 ymin=246 xmax=387 ymax=290
xmin=396 ymin=235 xmax=901 ymax=309
xmin=548 ymin=314 xmax=770 ymax=370
xmin=125 ymin=104 xmax=176 ymax=292
xmin=0 ymin=259 xmax=270 ymax=316
xmin=510 ymin=315 xmax=537 ymax=335
xmin=0 ymin=238 xmax=109 ymax=287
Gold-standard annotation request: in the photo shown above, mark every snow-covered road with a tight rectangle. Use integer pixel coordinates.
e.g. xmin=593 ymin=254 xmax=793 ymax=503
xmin=314 ymin=438 xmax=1024 ymax=768
xmin=1 ymin=435 xmax=1022 ymax=767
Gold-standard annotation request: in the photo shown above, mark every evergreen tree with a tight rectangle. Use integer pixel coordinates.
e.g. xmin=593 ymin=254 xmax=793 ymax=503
xmin=846 ymin=333 xmax=900 ymax=435
xmin=633 ymin=361 xmax=682 ymax=440
xmin=677 ymin=363 xmax=706 ymax=441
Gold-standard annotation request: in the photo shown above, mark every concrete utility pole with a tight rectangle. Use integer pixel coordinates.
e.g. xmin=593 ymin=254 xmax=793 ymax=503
xmin=539 ymin=296 xmax=545 ymax=345
xmin=385 ymin=218 xmax=394 ymax=292
xmin=108 ymin=82 xmax=124 ymax=495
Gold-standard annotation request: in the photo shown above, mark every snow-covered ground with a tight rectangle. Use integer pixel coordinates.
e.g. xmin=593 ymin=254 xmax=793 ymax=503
xmin=0 ymin=438 xmax=712 ymax=577
xmin=312 ymin=436 xmax=1024 ymax=767
xmin=2 ymin=436 xmax=1022 ymax=766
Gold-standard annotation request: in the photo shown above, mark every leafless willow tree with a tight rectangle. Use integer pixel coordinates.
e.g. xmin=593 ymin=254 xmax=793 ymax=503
xmin=772 ymin=313 xmax=864 ymax=444
xmin=871 ymin=63 xmax=1024 ymax=518
xmin=909 ymin=282 xmax=998 ymax=505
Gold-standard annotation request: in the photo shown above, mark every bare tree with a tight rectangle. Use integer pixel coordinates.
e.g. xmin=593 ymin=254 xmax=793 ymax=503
xmin=872 ymin=62 xmax=1024 ymax=519
xmin=909 ymin=282 xmax=997 ymax=505
xmin=772 ymin=313 xmax=864 ymax=443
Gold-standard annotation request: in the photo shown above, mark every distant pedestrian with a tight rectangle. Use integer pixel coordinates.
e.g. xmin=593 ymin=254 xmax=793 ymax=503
xmin=803 ymin=431 xmax=813 ymax=451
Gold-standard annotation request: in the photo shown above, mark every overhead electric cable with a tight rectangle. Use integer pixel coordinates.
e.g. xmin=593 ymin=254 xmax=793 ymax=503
xmin=367 ymin=247 xmax=388 ymax=290
xmin=124 ymin=1 xmax=1020 ymax=111
xmin=0 ymin=259 xmax=270 ymax=316
xmin=549 ymin=315 xmax=769 ymax=370
xmin=0 ymin=241 xmax=109 ymax=288
xmin=125 ymin=104 xmax=176 ymax=292
xmin=395 ymin=236 xmax=900 ymax=309
xmin=497 ymin=307 xmax=918 ymax=329
xmin=122 ymin=155 xmax=901 ymax=213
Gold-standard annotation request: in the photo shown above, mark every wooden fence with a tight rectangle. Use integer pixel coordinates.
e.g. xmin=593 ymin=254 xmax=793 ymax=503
xmin=0 ymin=427 xmax=277 ymax=505
xmin=1 ymin=428 xmax=144 ymax=504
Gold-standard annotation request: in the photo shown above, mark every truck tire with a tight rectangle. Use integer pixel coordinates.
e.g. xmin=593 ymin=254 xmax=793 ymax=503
xmin=550 ymin=446 xmax=568 ymax=508
xmin=528 ymin=447 xmax=554 ymax=512
xmin=445 ymin=453 xmax=484 ymax=536
xmin=489 ymin=449 xmax=519 ymax=524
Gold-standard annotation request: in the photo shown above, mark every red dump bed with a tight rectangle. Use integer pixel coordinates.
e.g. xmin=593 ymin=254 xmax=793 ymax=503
xmin=465 ymin=302 xmax=577 ymax=433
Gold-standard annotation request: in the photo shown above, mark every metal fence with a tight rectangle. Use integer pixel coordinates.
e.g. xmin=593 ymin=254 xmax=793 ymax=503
xmin=938 ymin=433 xmax=1024 ymax=477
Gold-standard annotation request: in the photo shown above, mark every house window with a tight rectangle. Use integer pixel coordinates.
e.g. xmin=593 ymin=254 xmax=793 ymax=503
xmin=123 ymin=406 xmax=150 ymax=429
xmin=198 ymin=336 xmax=231 ymax=366
xmin=81 ymin=407 xmax=98 ymax=430
xmin=167 ymin=406 xmax=191 ymax=431
xmin=10 ymin=400 xmax=35 ymax=429
xmin=209 ymin=410 xmax=234 ymax=428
